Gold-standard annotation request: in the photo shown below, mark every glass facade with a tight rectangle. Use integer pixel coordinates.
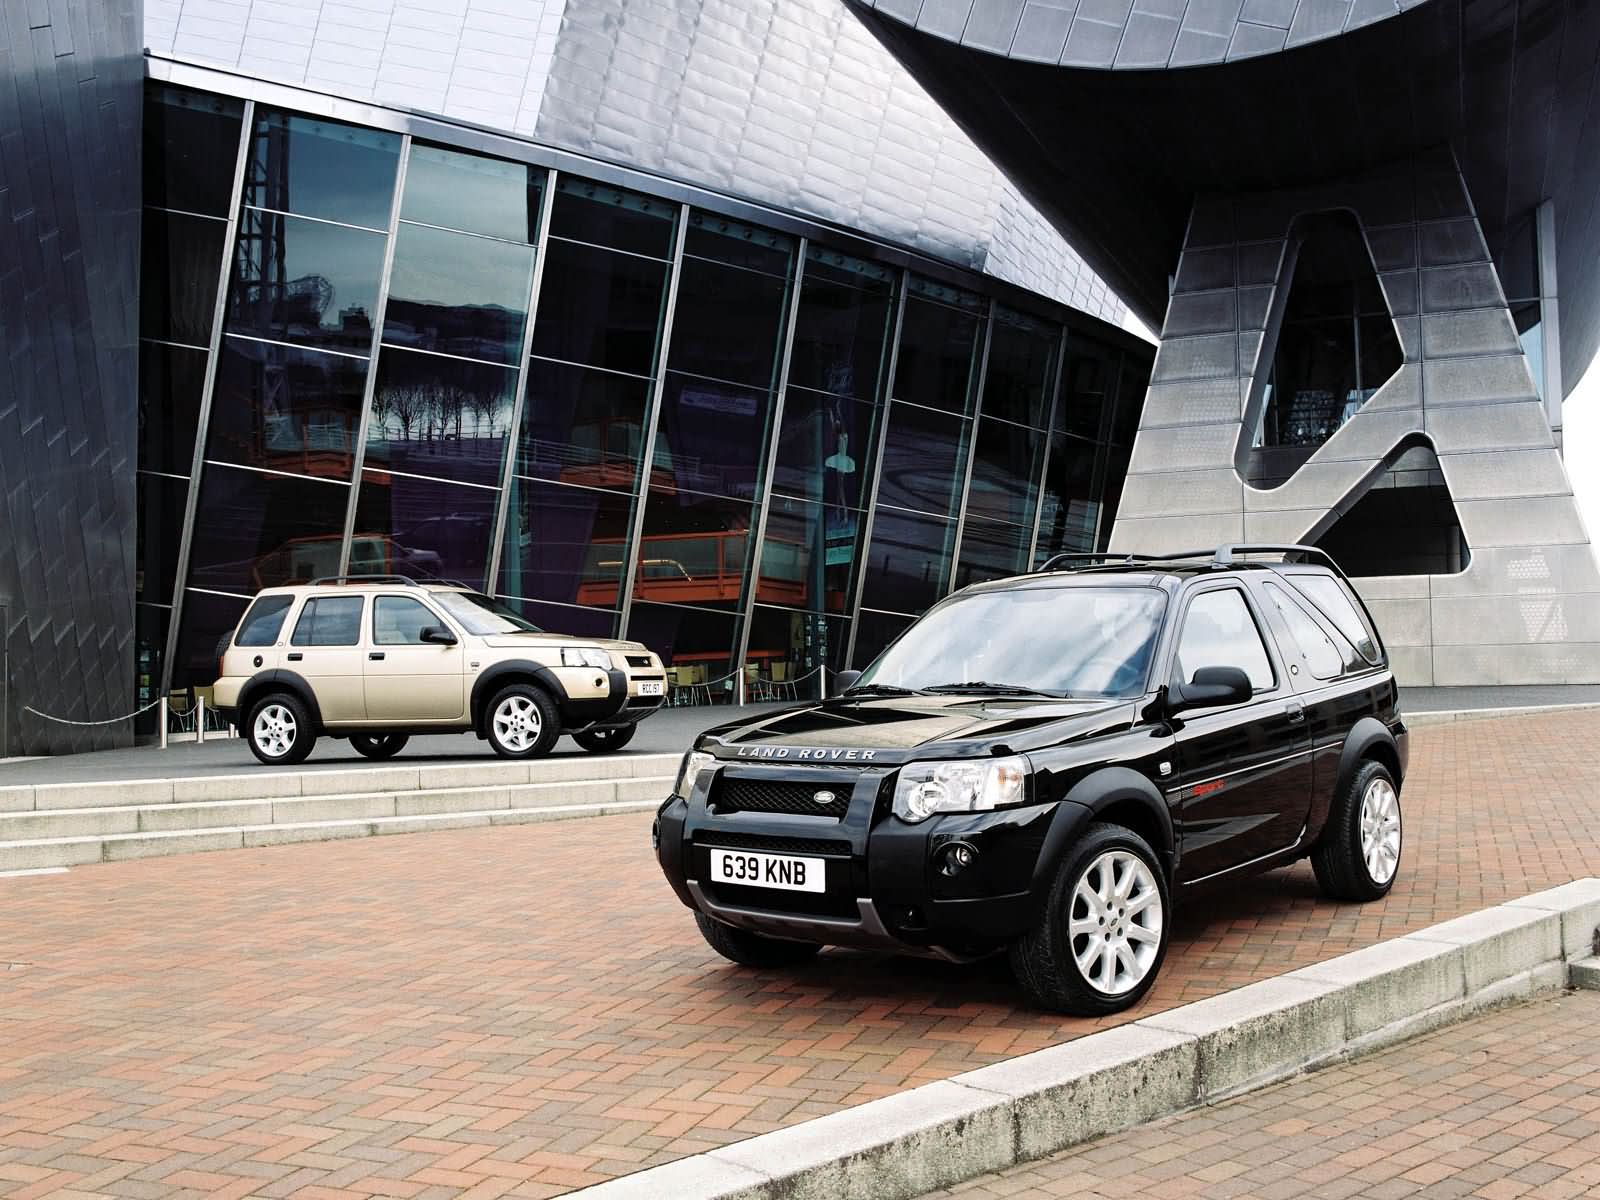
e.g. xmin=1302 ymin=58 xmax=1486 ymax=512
xmin=137 ymin=83 xmax=1153 ymax=706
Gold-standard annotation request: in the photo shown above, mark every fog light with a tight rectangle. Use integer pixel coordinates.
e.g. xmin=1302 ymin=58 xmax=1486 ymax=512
xmin=941 ymin=841 xmax=978 ymax=875
xmin=952 ymin=844 xmax=974 ymax=867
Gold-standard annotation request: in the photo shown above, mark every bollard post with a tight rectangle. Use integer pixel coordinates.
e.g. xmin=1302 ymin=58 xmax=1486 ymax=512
xmin=196 ymin=695 xmax=206 ymax=745
xmin=159 ymin=695 xmax=169 ymax=750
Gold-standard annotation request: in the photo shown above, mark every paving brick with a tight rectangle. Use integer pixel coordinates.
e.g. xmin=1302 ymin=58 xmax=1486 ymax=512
xmin=0 ymin=710 xmax=1597 ymax=1194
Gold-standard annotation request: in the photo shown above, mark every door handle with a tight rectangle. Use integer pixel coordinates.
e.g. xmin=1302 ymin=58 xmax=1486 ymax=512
xmin=1285 ymin=701 xmax=1305 ymax=723
xmin=369 ymin=651 xmax=385 ymax=661
xmin=286 ymin=652 xmax=302 ymax=662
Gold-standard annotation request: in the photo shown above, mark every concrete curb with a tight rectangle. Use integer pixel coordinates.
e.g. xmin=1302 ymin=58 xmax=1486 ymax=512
xmin=1405 ymin=700 xmax=1600 ymax=727
xmin=569 ymin=878 xmax=1600 ymax=1200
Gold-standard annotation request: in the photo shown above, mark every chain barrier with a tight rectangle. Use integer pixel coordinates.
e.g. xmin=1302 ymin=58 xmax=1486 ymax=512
xmin=22 ymin=697 xmax=166 ymax=727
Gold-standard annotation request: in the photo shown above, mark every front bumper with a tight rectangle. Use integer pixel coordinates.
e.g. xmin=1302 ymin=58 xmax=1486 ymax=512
xmin=654 ymin=764 xmax=1093 ymax=957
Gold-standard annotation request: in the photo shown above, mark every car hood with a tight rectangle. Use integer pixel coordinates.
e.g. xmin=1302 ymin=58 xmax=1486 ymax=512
xmin=700 ymin=694 xmax=1138 ymax=763
xmin=481 ymin=633 xmax=649 ymax=653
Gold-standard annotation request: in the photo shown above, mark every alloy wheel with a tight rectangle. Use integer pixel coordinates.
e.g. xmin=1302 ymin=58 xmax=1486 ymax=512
xmin=1359 ymin=776 xmax=1402 ymax=885
xmin=1068 ymin=849 xmax=1163 ymax=995
xmin=253 ymin=703 xmax=297 ymax=759
xmin=493 ymin=694 xmax=542 ymax=752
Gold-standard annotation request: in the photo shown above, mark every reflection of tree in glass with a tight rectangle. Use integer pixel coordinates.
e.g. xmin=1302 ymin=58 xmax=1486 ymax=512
xmin=375 ymin=377 xmax=505 ymax=446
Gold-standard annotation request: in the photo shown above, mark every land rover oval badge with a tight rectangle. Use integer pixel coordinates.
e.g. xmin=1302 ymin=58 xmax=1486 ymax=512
xmin=814 ymin=789 xmax=837 ymax=806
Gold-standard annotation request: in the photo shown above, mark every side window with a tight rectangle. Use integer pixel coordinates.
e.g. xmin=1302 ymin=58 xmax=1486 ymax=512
xmin=291 ymin=596 xmax=364 ymax=646
xmin=235 ymin=595 xmax=294 ymax=647
xmin=1261 ymin=581 xmax=1345 ymax=680
xmin=1289 ymin=574 xmax=1381 ymax=665
xmin=373 ymin=595 xmax=443 ymax=645
xmin=1173 ymin=588 xmax=1274 ymax=693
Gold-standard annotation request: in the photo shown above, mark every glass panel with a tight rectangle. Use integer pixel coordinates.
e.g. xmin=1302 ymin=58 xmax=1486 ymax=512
xmin=625 ymin=600 xmax=742 ymax=701
xmin=1513 ymin=303 xmax=1544 ymax=400
xmin=235 ymin=594 xmax=295 ymax=647
xmin=498 ymin=477 xmax=635 ymax=609
xmin=373 ymin=595 xmax=444 ymax=644
xmin=685 ymin=212 xmax=795 ymax=277
xmin=139 ymin=341 xmax=208 ymax=475
xmin=983 ymin=308 xmax=1060 ymax=428
xmin=755 ymin=495 xmax=862 ymax=614
xmin=383 ymin=222 xmax=535 ymax=364
xmin=1174 ymin=589 xmax=1274 ymax=691
xmin=352 ymin=470 xmax=500 ymax=588
xmin=667 ymin=254 xmax=791 ymax=390
xmin=954 ymin=516 xmax=1032 ymax=589
xmin=1263 ymin=318 xmax=1358 ymax=446
xmin=186 ymin=464 xmax=351 ymax=593
xmin=401 ymin=143 xmax=544 ymax=243
xmin=499 ymin=596 xmax=619 ymax=639
xmin=770 ymin=388 xmax=878 ymax=510
xmin=209 ymin=337 xmax=368 ymax=479
xmin=893 ymin=291 xmax=982 ymax=415
xmin=517 ymin=358 xmax=652 ymax=490
xmin=173 ymin=590 xmax=249 ymax=688
xmin=1110 ymin=347 xmax=1150 ymax=446
xmin=852 ymin=608 xmax=915 ymax=669
xmin=364 ymin=347 xmax=516 ymax=487
xmin=226 ymin=210 xmax=385 ymax=353
xmin=1035 ymin=434 xmax=1101 ymax=563
xmin=141 ymin=209 xmax=228 ymax=346
xmin=875 ymin=401 xmax=969 ymax=516
xmin=1287 ymin=574 xmax=1381 ymax=663
xmin=1057 ymin=333 xmax=1118 ymax=439
xmin=788 ymin=247 xmax=896 ymax=400
xmin=1098 ymin=444 xmax=1132 ymax=548
xmin=633 ymin=488 xmax=756 ymax=611
xmin=530 ymin=237 xmax=669 ymax=377
xmin=653 ymin=373 xmax=774 ymax=500
xmin=137 ymin=471 xmax=189 ymax=605
xmin=965 ymin=418 xmax=1044 ymax=527
xmin=1260 ymin=581 xmax=1345 ymax=680
xmin=134 ymin=604 xmax=169 ymax=732
xmin=549 ymin=177 xmax=676 ymax=259
xmin=860 ymin=508 xmax=955 ymax=612
xmin=292 ymin=595 xmax=365 ymax=646
xmin=144 ymin=85 xmax=244 ymax=217
xmin=244 ymin=109 xmax=400 ymax=229
xmin=1359 ymin=316 xmax=1403 ymax=396
xmin=747 ymin=606 xmax=849 ymax=702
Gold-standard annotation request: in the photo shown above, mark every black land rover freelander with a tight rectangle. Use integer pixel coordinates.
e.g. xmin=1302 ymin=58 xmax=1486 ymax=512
xmin=654 ymin=545 xmax=1407 ymax=1014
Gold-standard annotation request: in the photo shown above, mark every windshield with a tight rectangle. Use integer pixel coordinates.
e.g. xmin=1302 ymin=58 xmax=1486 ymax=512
xmin=430 ymin=590 xmax=542 ymax=635
xmin=856 ymin=586 xmax=1167 ymax=699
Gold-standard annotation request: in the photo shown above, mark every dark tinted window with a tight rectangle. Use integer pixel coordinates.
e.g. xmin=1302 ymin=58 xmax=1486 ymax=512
xmin=1174 ymin=589 xmax=1274 ymax=693
xmin=1035 ymin=434 xmax=1100 ymax=562
xmin=632 ymin=488 xmax=756 ymax=612
xmin=770 ymin=389 xmax=878 ymax=510
xmin=383 ymin=222 xmax=534 ymax=363
xmin=139 ymin=341 xmax=209 ymax=475
xmin=209 ymin=338 xmax=369 ymax=478
xmin=756 ymin=495 xmax=862 ymax=614
xmin=1057 ymin=334 xmax=1118 ymax=440
xmin=244 ymin=110 xmax=400 ymax=229
xmin=667 ymin=254 xmax=791 ymax=389
xmin=787 ymin=248 xmax=895 ymax=400
xmin=685 ymin=213 xmax=794 ymax=277
xmin=352 ymin=470 xmax=499 ymax=589
xmin=226 ymin=211 xmax=386 ymax=352
xmin=145 ymin=85 xmax=244 ymax=216
xmin=893 ymin=291 xmax=982 ymax=415
xmin=373 ymin=595 xmax=442 ymax=644
xmin=653 ymin=374 xmax=774 ymax=500
xmin=137 ymin=472 xmax=189 ymax=605
xmin=1261 ymin=581 xmax=1344 ymax=679
xmin=983 ymin=308 xmax=1060 ymax=428
xmin=516 ymin=358 xmax=652 ymax=489
xmin=401 ymin=143 xmax=543 ymax=243
xmin=292 ymin=596 xmax=365 ymax=646
xmin=235 ymin=594 xmax=294 ymax=646
xmin=499 ymin=477 xmax=634 ymax=609
xmin=965 ymin=418 xmax=1044 ymax=527
xmin=530 ymin=237 xmax=669 ymax=376
xmin=365 ymin=348 xmax=516 ymax=487
xmin=954 ymin=516 xmax=1031 ymax=590
xmin=142 ymin=210 xmax=228 ymax=345
xmin=549 ymin=178 xmax=676 ymax=258
xmin=875 ymin=402 xmax=969 ymax=516
xmin=185 ymin=464 xmax=352 ymax=593
xmin=860 ymin=508 xmax=954 ymax=613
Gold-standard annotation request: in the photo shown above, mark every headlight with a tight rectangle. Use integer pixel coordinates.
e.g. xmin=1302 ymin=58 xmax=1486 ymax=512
xmin=561 ymin=646 xmax=612 ymax=670
xmin=892 ymin=756 xmax=1028 ymax=823
xmin=674 ymin=749 xmax=715 ymax=796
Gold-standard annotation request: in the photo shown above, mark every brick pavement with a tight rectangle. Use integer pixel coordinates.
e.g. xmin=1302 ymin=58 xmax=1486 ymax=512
xmin=0 ymin=708 xmax=1597 ymax=1198
xmin=920 ymin=989 xmax=1600 ymax=1200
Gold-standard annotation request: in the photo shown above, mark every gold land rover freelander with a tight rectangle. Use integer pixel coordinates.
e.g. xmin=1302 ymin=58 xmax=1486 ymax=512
xmin=211 ymin=576 xmax=669 ymax=765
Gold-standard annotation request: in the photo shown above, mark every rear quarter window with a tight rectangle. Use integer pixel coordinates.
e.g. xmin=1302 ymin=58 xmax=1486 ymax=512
xmin=234 ymin=595 xmax=294 ymax=647
xmin=1288 ymin=573 xmax=1382 ymax=665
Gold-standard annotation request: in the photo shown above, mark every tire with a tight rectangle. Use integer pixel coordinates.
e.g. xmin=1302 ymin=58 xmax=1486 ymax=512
xmin=572 ymin=724 xmax=637 ymax=753
xmin=484 ymin=683 xmax=560 ymax=759
xmin=694 ymin=911 xmax=822 ymax=968
xmin=245 ymin=692 xmax=315 ymax=766
xmin=1312 ymin=760 xmax=1402 ymax=901
xmin=351 ymin=733 xmax=409 ymax=761
xmin=1010 ymin=822 xmax=1170 ymax=1015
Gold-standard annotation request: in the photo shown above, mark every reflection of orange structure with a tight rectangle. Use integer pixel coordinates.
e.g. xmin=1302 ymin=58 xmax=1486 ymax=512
xmin=250 ymin=533 xmax=437 ymax=590
xmin=577 ymin=531 xmax=809 ymax=607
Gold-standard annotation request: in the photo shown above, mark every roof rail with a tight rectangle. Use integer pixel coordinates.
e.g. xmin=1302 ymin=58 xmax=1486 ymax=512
xmin=308 ymin=574 xmax=417 ymax=586
xmin=414 ymin=577 xmax=475 ymax=590
xmin=1212 ymin=544 xmax=1337 ymax=569
xmin=1038 ymin=549 xmax=1217 ymax=572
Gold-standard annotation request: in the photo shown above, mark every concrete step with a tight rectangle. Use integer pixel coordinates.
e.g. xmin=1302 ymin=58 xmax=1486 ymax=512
xmin=0 ymin=775 xmax=675 ymax=871
xmin=0 ymin=751 xmax=681 ymax=813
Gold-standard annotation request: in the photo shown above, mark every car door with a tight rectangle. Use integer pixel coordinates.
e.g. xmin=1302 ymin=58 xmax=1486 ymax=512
xmin=364 ymin=594 xmax=465 ymax=722
xmin=1167 ymin=582 xmax=1314 ymax=884
xmin=286 ymin=595 xmax=368 ymax=724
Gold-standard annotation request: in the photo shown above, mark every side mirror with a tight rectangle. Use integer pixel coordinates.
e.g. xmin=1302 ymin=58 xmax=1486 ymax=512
xmin=420 ymin=625 xmax=458 ymax=646
xmin=1167 ymin=665 xmax=1252 ymax=714
xmin=831 ymin=669 xmax=862 ymax=697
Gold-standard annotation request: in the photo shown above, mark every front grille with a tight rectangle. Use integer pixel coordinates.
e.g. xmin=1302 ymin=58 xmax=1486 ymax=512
xmin=714 ymin=778 xmax=851 ymax=818
xmin=626 ymin=654 xmax=652 ymax=667
xmin=695 ymin=830 xmax=852 ymax=857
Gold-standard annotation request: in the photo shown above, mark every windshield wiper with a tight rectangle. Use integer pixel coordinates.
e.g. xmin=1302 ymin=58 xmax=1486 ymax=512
xmin=921 ymin=682 xmax=1058 ymax=698
xmin=841 ymin=683 xmax=923 ymax=698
